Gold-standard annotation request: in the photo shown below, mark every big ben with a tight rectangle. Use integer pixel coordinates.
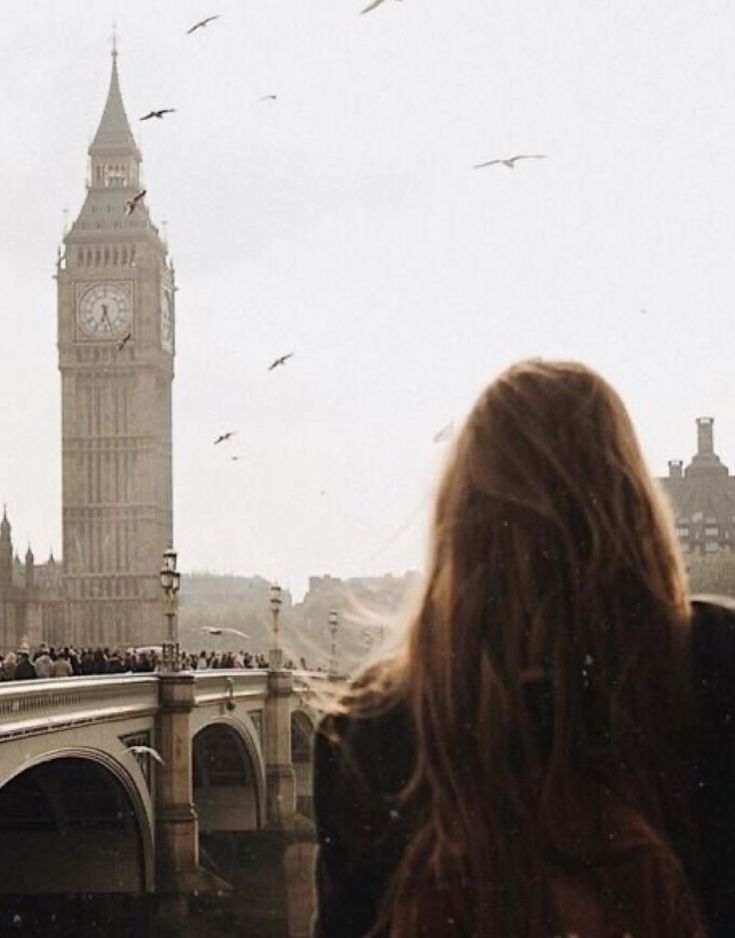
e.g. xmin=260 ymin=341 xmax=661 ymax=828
xmin=57 ymin=49 xmax=174 ymax=647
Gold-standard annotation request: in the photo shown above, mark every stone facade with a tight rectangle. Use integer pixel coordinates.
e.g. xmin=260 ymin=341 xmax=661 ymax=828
xmin=660 ymin=417 xmax=735 ymax=554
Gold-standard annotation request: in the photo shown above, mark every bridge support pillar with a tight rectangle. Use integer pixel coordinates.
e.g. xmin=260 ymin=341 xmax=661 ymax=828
xmin=256 ymin=669 xmax=316 ymax=936
xmin=156 ymin=674 xmax=199 ymax=888
xmin=265 ymin=669 xmax=297 ymax=828
xmin=155 ymin=673 xmax=228 ymax=934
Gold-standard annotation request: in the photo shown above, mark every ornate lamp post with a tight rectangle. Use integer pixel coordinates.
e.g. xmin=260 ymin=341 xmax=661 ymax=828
xmin=160 ymin=546 xmax=181 ymax=672
xmin=269 ymin=582 xmax=283 ymax=670
xmin=329 ymin=609 xmax=339 ymax=678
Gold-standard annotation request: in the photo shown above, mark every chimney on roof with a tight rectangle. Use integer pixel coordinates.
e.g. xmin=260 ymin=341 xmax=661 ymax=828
xmin=697 ymin=417 xmax=715 ymax=456
xmin=668 ymin=460 xmax=683 ymax=479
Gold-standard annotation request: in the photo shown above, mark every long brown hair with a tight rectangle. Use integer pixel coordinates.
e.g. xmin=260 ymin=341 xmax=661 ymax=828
xmin=343 ymin=360 xmax=703 ymax=937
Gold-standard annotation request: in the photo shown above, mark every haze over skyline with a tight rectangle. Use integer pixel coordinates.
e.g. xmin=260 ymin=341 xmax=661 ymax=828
xmin=1 ymin=1 xmax=734 ymax=597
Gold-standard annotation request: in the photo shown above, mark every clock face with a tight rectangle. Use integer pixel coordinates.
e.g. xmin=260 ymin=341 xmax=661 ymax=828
xmin=161 ymin=290 xmax=174 ymax=352
xmin=77 ymin=283 xmax=132 ymax=338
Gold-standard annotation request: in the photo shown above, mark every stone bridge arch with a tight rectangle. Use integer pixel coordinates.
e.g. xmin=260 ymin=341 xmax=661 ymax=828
xmin=192 ymin=716 xmax=265 ymax=835
xmin=0 ymin=747 xmax=155 ymax=895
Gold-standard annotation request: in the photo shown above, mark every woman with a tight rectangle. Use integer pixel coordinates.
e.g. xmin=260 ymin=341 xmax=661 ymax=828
xmin=312 ymin=359 xmax=735 ymax=938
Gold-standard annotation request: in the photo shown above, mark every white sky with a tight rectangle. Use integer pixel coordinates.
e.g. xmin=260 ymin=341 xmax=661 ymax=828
xmin=1 ymin=0 xmax=733 ymax=597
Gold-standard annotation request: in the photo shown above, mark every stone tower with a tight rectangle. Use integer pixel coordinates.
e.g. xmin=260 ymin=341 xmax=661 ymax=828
xmin=56 ymin=50 xmax=175 ymax=647
xmin=0 ymin=509 xmax=12 ymax=596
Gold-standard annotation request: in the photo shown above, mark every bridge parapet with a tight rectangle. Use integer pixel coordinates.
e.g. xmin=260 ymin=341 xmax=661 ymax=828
xmin=0 ymin=675 xmax=159 ymax=742
xmin=192 ymin=668 xmax=269 ymax=710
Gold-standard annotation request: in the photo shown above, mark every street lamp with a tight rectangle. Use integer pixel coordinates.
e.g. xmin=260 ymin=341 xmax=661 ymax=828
xmin=269 ymin=582 xmax=283 ymax=670
xmin=328 ymin=609 xmax=339 ymax=678
xmin=160 ymin=546 xmax=181 ymax=672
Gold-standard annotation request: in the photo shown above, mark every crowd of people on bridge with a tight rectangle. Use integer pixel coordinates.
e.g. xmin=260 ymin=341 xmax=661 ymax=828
xmin=0 ymin=642 xmax=312 ymax=681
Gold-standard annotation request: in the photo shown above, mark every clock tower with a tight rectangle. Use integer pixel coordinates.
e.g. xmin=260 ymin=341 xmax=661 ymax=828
xmin=57 ymin=49 xmax=175 ymax=647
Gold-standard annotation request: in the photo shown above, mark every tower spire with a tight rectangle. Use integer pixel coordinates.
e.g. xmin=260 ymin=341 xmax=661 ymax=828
xmin=89 ymin=41 xmax=140 ymax=159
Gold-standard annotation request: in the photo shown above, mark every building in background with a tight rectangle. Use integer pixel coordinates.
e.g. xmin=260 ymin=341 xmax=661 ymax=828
xmin=660 ymin=417 xmax=735 ymax=554
xmin=0 ymin=509 xmax=65 ymax=650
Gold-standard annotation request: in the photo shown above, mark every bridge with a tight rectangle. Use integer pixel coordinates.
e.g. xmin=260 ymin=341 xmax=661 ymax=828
xmin=0 ymin=667 xmax=322 ymax=936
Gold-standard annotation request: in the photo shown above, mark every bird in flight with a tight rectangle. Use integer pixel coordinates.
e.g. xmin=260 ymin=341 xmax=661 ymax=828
xmin=473 ymin=154 xmax=547 ymax=170
xmin=433 ymin=422 xmax=454 ymax=443
xmin=203 ymin=627 xmax=250 ymax=640
xmin=125 ymin=745 xmax=165 ymax=765
xmin=117 ymin=332 xmax=132 ymax=352
xmin=268 ymin=353 xmax=294 ymax=371
xmin=124 ymin=189 xmax=146 ymax=216
xmin=140 ymin=109 xmax=176 ymax=121
xmin=361 ymin=0 xmax=401 ymax=13
xmin=214 ymin=431 xmax=236 ymax=445
xmin=187 ymin=14 xmax=220 ymax=34
xmin=261 ymin=94 xmax=278 ymax=101
xmin=231 ymin=456 xmax=241 ymax=461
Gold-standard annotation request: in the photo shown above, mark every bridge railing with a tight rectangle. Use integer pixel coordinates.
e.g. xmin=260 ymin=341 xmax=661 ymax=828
xmin=0 ymin=669 xmax=325 ymax=744
xmin=192 ymin=669 xmax=269 ymax=708
xmin=0 ymin=675 xmax=160 ymax=742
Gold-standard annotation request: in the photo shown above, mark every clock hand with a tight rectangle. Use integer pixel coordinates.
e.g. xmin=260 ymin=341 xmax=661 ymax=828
xmin=99 ymin=305 xmax=113 ymax=334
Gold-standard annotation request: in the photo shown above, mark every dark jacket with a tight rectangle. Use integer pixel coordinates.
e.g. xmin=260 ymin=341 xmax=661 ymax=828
xmin=312 ymin=598 xmax=735 ymax=938
xmin=14 ymin=656 xmax=37 ymax=681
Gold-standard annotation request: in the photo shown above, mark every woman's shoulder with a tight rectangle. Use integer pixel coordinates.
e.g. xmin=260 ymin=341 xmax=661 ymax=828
xmin=690 ymin=595 xmax=735 ymax=669
xmin=689 ymin=595 xmax=735 ymax=712
xmin=315 ymin=675 xmax=414 ymax=798
xmin=690 ymin=593 xmax=735 ymax=623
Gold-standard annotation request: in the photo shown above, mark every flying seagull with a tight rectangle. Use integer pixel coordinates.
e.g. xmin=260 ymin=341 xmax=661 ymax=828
xmin=261 ymin=94 xmax=278 ymax=101
xmin=203 ymin=627 xmax=250 ymax=640
xmin=187 ymin=14 xmax=220 ymax=34
xmin=125 ymin=745 xmax=165 ymax=765
xmin=117 ymin=332 xmax=132 ymax=352
xmin=473 ymin=154 xmax=547 ymax=170
xmin=231 ymin=456 xmax=241 ymax=461
xmin=361 ymin=0 xmax=401 ymax=13
xmin=214 ymin=431 xmax=236 ymax=445
xmin=140 ymin=109 xmax=176 ymax=121
xmin=124 ymin=189 xmax=146 ymax=216
xmin=433 ymin=421 xmax=453 ymax=443
xmin=268 ymin=353 xmax=294 ymax=371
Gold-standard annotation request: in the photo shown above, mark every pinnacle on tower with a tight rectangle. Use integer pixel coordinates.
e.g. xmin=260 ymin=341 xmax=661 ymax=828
xmin=89 ymin=47 xmax=140 ymax=160
xmin=0 ymin=506 xmax=10 ymax=542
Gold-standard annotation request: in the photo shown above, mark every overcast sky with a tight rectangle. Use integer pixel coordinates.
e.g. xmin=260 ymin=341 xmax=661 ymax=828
xmin=1 ymin=1 xmax=733 ymax=597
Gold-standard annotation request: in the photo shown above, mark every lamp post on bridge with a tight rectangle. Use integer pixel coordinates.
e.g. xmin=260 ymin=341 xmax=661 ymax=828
xmin=329 ymin=609 xmax=339 ymax=679
xmin=269 ymin=582 xmax=283 ymax=670
xmin=160 ymin=546 xmax=181 ymax=673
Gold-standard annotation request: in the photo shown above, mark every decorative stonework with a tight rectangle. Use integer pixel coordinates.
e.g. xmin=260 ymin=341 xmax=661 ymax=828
xmin=120 ymin=730 xmax=154 ymax=789
xmin=249 ymin=709 xmax=263 ymax=743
